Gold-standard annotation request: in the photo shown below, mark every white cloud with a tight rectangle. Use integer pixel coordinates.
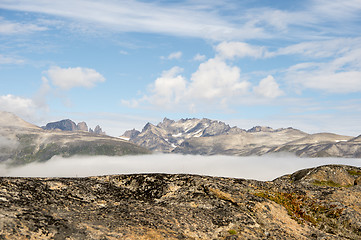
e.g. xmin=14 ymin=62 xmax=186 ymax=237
xmin=46 ymin=66 xmax=105 ymax=90
xmin=161 ymin=51 xmax=182 ymax=60
xmin=0 ymin=17 xmax=47 ymax=35
xmin=193 ymin=53 xmax=206 ymax=61
xmin=216 ymin=41 xmax=267 ymax=59
xmin=0 ymin=94 xmax=38 ymax=119
xmin=253 ymin=75 xmax=283 ymax=98
xmin=132 ymin=57 xmax=252 ymax=111
xmin=188 ymin=58 xmax=249 ymax=101
xmin=147 ymin=66 xmax=187 ymax=107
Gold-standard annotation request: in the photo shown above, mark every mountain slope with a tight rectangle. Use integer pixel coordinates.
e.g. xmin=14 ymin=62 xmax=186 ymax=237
xmin=1 ymin=165 xmax=360 ymax=239
xmin=0 ymin=112 xmax=150 ymax=164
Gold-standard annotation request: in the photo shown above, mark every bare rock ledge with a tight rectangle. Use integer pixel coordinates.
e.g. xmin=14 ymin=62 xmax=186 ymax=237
xmin=1 ymin=164 xmax=361 ymax=239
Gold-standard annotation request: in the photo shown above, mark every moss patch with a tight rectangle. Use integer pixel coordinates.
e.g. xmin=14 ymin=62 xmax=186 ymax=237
xmin=348 ymin=170 xmax=361 ymax=176
xmin=254 ymin=191 xmax=344 ymax=227
xmin=312 ymin=180 xmax=352 ymax=188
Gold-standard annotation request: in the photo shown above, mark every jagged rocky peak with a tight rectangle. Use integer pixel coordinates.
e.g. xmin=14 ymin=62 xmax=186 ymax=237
xmin=122 ymin=129 xmax=140 ymax=139
xmin=142 ymin=122 xmax=156 ymax=132
xmin=43 ymin=119 xmax=105 ymax=135
xmin=43 ymin=119 xmax=77 ymax=131
xmin=228 ymin=126 xmax=245 ymax=134
xmin=247 ymin=126 xmax=274 ymax=132
xmin=89 ymin=125 xmax=105 ymax=135
xmin=157 ymin=117 xmax=175 ymax=128
xmin=202 ymin=120 xmax=231 ymax=137
xmin=76 ymin=121 xmax=88 ymax=132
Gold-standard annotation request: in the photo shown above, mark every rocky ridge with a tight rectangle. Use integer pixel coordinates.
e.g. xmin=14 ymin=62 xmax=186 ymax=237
xmin=122 ymin=118 xmax=360 ymax=157
xmin=0 ymin=164 xmax=361 ymax=239
xmin=42 ymin=119 xmax=105 ymax=135
xmin=0 ymin=112 xmax=150 ymax=165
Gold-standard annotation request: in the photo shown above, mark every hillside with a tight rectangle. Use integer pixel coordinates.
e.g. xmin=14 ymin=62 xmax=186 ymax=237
xmin=0 ymin=111 xmax=150 ymax=165
xmin=1 ymin=164 xmax=360 ymax=239
xmin=122 ymin=118 xmax=361 ymax=157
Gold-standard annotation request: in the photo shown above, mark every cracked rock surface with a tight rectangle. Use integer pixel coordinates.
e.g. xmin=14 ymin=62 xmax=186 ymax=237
xmin=0 ymin=164 xmax=361 ymax=239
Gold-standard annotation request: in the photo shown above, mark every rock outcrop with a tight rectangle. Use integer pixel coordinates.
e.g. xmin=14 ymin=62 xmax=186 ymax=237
xmin=0 ymin=164 xmax=360 ymax=239
xmin=76 ymin=122 xmax=88 ymax=132
xmin=43 ymin=119 xmax=78 ymax=131
xmin=42 ymin=119 xmax=105 ymax=135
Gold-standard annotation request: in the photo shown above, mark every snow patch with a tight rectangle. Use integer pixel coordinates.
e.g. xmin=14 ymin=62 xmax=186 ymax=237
xmin=117 ymin=137 xmax=129 ymax=141
xmin=172 ymin=133 xmax=182 ymax=137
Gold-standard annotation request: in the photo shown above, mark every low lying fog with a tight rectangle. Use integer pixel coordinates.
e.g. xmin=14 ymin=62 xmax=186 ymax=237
xmin=1 ymin=154 xmax=360 ymax=181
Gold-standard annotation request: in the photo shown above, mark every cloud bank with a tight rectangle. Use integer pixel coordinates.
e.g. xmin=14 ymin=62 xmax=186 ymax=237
xmin=1 ymin=154 xmax=360 ymax=181
xmin=124 ymin=41 xmax=285 ymax=111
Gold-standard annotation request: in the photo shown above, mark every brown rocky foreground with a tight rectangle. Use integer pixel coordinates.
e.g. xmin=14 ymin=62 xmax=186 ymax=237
xmin=1 ymin=164 xmax=361 ymax=239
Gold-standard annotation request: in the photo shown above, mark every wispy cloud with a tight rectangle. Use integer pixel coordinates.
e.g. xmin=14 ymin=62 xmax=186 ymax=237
xmin=161 ymin=51 xmax=182 ymax=60
xmin=0 ymin=54 xmax=24 ymax=64
xmin=216 ymin=41 xmax=267 ymax=59
xmin=0 ymin=17 xmax=47 ymax=35
xmin=119 ymin=50 xmax=128 ymax=55
xmin=193 ymin=53 xmax=206 ymax=61
xmin=0 ymin=0 xmax=258 ymax=41
xmin=283 ymin=40 xmax=361 ymax=93
xmin=3 ymin=0 xmax=359 ymax=41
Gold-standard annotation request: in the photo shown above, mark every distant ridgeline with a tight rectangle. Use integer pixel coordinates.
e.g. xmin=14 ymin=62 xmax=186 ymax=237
xmin=42 ymin=119 xmax=105 ymax=135
xmin=121 ymin=117 xmax=361 ymax=157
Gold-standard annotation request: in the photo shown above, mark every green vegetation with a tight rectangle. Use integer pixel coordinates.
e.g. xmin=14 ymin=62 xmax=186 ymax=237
xmin=228 ymin=229 xmax=237 ymax=235
xmin=254 ymin=191 xmax=344 ymax=226
xmin=254 ymin=191 xmax=317 ymax=225
xmin=312 ymin=180 xmax=352 ymax=188
xmin=348 ymin=169 xmax=361 ymax=176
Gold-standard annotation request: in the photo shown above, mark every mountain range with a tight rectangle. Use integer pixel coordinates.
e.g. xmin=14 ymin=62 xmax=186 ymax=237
xmin=122 ymin=117 xmax=361 ymax=157
xmin=1 ymin=111 xmax=361 ymax=164
xmin=0 ymin=111 xmax=149 ymax=165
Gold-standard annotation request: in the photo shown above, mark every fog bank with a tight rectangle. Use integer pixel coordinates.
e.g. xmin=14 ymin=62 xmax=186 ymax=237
xmin=1 ymin=154 xmax=360 ymax=181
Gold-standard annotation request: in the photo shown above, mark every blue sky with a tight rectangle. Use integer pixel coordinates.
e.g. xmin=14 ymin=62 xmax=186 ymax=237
xmin=0 ymin=0 xmax=361 ymax=136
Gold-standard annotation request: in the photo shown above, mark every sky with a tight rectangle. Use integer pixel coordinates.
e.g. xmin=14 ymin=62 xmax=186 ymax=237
xmin=0 ymin=0 xmax=361 ymax=137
